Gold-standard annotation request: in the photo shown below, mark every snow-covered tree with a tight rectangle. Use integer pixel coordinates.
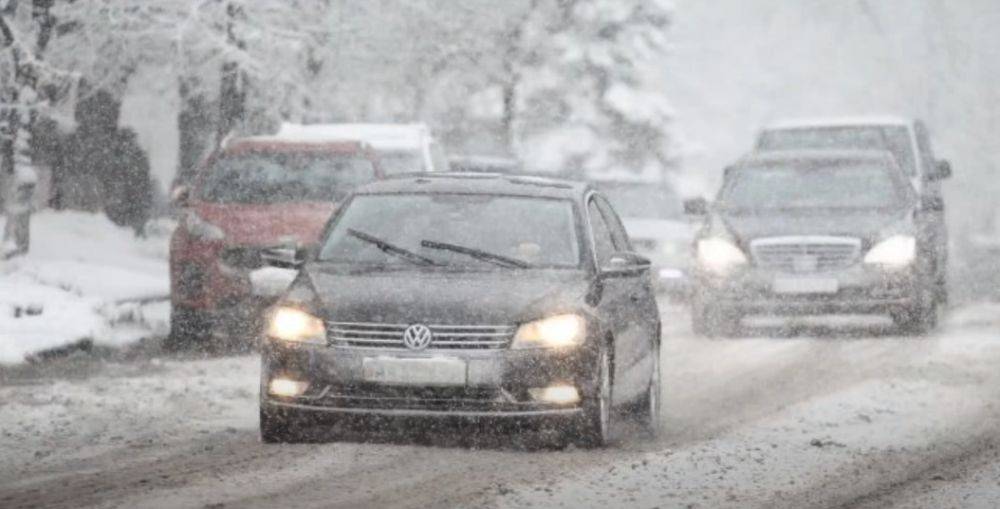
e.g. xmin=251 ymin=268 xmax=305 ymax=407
xmin=0 ymin=0 xmax=77 ymax=257
xmin=513 ymin=0 xmax=675 ymax=176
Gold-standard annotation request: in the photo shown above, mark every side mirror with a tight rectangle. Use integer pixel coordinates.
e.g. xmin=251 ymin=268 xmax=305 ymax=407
xmin=683 ymin=197 xmax=709 ymax=216
xmin=920 ymin=195 xmax=944 ymax=212
xmin=929 ymin=159 xmax=952 ymax=181
xmin=171 ymin=185 xmax=191 ymax=208
xmin=599 ymin=252 xmax=651 ymax=279
xmin=261 ymin=245 xmax=308 ymax=269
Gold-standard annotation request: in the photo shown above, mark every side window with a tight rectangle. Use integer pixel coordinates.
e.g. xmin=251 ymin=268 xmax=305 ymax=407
xmin=588 ymin=199 xmax=615 ymax=265
xmin=595 ymin=196 xmax=632 ymax=251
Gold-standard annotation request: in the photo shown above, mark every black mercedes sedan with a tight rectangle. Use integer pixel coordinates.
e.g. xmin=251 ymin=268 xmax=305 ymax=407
xmin=685 ymin=150 xmax=942 ymax=337
xmin=259 ymin=173 xmax=661 ymax=447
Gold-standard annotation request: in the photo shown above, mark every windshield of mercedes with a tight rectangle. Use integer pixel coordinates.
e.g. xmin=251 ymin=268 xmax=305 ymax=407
xmin=757 ymin=126 xmax=916 ymax=176
xmin=719 ymin=161 xmax=907 ymax=212
xmin=318 ymin=194 xmax=581 ymax=269
xmin=198 ymin=152 xmax=375 ymax=203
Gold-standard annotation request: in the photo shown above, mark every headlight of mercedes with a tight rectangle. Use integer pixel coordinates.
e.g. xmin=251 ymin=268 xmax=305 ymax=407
xmin=696 ymin=238 xmax=748 ymax=275
xmin=511 ymin=314 xmax=586 ymax=349
xmin=864 ymin=235 xmax=916 ymax=269
xmin=267 ymin=307 xmax=326 ymax=344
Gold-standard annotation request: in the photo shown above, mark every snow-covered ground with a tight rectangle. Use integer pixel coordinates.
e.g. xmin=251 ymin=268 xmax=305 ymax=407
xmin=0 ymin=212 xmax=173 ymax=364
xmin=3 ymin=306 xmax=1000 ymax=508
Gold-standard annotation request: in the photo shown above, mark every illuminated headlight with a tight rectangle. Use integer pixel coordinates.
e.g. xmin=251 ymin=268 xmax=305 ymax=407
xmin=183 ymin=211 xmax=225 ymax=241
xmin=268 ymin=378 xmax=309 ymax=397
xmin=267 ymin=307 xmax=326 ymax=344
xmin=864 ymin=235 xmax=916 ymax=269
xmin=696 ymin=238 xmax=748 ymax=275
xmin=511 ymin=314 xmax=586 ymax=349
xmin=528 ymin=385 xmax=580 ymax=404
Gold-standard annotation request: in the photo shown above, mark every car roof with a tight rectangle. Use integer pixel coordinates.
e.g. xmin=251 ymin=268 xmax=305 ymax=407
xmin=351 ymin=172 xmax=590 ymax=200
xmin=223 ymin=137 xmax=370 ymax=155
xmin=762 ymin=115 xmax=913 ymax=130
xmin=276 ymin=122 xmax=429 ymax=151
xmin=737 ymin=149 xmax=898 ymax=167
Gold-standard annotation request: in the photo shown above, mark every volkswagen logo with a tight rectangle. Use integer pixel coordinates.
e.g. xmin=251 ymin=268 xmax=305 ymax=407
xmin=402 ymin=324 xmax=433 ymax=350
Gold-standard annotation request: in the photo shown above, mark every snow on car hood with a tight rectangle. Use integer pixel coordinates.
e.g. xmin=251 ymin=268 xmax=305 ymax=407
xmin=303 ymin=267 xmax=591 ymax=325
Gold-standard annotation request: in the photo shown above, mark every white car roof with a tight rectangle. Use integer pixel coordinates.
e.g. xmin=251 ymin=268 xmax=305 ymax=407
xmin=763 ymin=115 xmax=913 ymax=131
xmin=276 ymin=122 xmax=430 ymax=151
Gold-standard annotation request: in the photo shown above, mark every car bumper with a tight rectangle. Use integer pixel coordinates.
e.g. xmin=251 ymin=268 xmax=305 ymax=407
xmin=260 ymin=341 xmax=599 ymax=418
xmin=694 ymin=264 xmax=919 ymax=315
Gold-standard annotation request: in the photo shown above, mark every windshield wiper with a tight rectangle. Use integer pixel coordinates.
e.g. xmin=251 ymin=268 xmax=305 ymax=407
xmin=420 ymin=240 xmax=531 ymax=269
xmin=347 ymin=229 xmax=444 ymax=267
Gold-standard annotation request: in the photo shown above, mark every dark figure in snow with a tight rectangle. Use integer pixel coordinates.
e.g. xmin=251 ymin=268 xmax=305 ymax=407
xmin=56 ymin=89 xmax=153 ymax=235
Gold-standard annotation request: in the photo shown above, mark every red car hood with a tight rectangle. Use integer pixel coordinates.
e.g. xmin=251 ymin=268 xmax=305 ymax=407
xmin=193 ymin=201 xmax=338 ymax=246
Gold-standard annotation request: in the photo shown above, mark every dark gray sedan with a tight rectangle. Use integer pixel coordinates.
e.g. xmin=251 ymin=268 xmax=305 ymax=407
xmin=259 ymin=173 xmax=661 ymax=447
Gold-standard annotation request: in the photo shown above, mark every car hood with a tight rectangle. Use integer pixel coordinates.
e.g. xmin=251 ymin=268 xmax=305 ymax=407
xmin=299 ymin=267 xmax=591 ymax=325
xmin=193 ymin=201 xmax=337 ymax=246
xmin=621 ymin=217 xmax=695 ymax=244
xmin=718 ymin=208 xmax=909 ymax=244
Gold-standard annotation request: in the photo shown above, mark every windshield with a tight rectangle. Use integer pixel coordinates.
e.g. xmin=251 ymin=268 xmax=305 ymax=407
xmin=594 ymin=183 xmax=681 ymax=220
xmin=319 ymin=194 xmax=580 ymax=268
xmin=197 ymin=152 xmax=375 ymax=204
xmin=757 ymin=126 xmax=917 ymax=176
xmin=378 ymin=151 xmax=426 ymax=175
xmin=720 ymin=162 xmax=906 ymax=211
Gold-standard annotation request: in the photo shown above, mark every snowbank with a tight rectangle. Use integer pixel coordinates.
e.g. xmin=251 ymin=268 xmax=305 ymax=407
xmin=0 ymin=211 xmax=173 ymax=364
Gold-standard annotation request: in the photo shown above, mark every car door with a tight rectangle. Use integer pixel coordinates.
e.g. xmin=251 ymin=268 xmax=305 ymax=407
xmin=594 ymin=195 xmax=658 ymax=401
xmin=586 ymin=197 xmax=635 ymax=400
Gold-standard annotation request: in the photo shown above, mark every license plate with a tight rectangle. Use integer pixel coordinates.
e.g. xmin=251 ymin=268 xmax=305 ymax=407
xmin=773 ymin=277 xmax=839 ymax=295
xmin=362 ymin=357 xmax=467 ymax=386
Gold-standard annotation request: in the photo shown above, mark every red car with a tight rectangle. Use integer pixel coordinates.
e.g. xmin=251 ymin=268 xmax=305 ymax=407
xmin=168 ymin=136 xmax=383 ymax=348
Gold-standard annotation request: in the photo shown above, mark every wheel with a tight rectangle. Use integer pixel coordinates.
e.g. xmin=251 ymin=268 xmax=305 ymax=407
xmin=893 ymin=284 xmax=938 ymax=335
xmin=164 ymin=305 xmax=211 ymax=351
xmin=570 ymin=348 xmax=613 ymax=448
xmin=260 ymin=405 xmax=302 ymax=443
xmin=691 ymin=298 xmax=740 ymax=338
xmin=632 ymin=340 xmax=661 ymax=437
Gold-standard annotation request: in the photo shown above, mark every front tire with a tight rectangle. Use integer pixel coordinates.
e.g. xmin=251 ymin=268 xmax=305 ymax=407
xmin=893 ymin=284 xmax=938 ymax=336
xmin=260 ymin=405 xmax=303 ymax=443
xmin=571 ymin=348 xmax=613 ymax=448
xmin=632 ymin=341 xmax=662 ymax=437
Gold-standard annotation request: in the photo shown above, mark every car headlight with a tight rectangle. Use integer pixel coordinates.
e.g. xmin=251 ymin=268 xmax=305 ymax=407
xmin=864 ymin=235 xmax=916 ymax=269
xmin=183 ymin=212 xmax=226 ymax=241
xmin=511 ymin=314 xmax=586 ymax=349
xmin=267 ymin=307 xmax=326 ymax=344
xmin=696 ymin=238 xmax=748 ymax=275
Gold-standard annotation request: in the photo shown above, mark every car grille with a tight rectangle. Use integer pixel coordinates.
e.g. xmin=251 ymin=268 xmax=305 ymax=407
xmin=750 ymin=236 xmax=861 ymax=273
xmin=326 ymin=321 xmax=516 ymax=350
xmin=220 ymin=247 xmax=263 ymax=270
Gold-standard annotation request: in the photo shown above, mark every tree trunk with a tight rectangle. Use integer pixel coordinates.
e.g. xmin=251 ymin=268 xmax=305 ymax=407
xmin=176 ymin=79 xmax=214 ymax=186
xmin=217 ymin=2 xmax=247 ymax=143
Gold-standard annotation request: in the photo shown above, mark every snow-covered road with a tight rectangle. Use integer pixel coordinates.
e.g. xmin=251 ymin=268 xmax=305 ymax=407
xmin=3 ymin=305 xmax=1000 ymax=508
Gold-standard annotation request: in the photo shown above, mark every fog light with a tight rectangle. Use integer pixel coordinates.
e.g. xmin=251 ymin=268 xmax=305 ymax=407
xmin=268 ymin=378 xmax=309 ymax=397
xmin=529 ymin=385 xmax=580 ymax=405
